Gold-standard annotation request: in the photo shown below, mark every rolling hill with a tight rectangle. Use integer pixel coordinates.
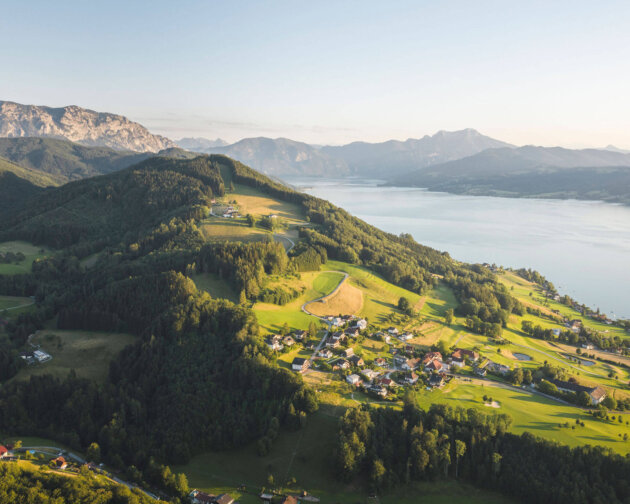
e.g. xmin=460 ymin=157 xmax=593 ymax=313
xmin=0 ymin=157 xmax=55 ymax=213
xmin=0 ymin=100 xmax=175 ymax=152
xmin=176 ymin=137 xmax=229 ymax=151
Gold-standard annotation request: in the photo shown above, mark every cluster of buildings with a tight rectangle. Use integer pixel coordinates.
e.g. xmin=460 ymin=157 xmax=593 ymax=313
xmin=549 ymin=379 xmax=607 ymax=405
xmin=190 ymin=491 xmax=235 ymax=504
xmin=266 ymin=330 xmax=307 ymax=352
xmin=220 ymin=205 xmax=240 ymax=219
xmin=20 ymin=349 xmax=52 ymax=365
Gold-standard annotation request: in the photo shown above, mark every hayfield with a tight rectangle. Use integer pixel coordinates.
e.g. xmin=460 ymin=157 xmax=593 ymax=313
xmin=0 ymin=241 xmax=50 ymax=275
xmin=306 ymin=280 xmax=363 ymax=317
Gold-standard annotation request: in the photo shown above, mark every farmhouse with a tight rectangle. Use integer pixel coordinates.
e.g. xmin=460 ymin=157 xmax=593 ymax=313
xmin=53 ymin=456 xmax=68 ymax=470
xmin=346 ymin=374 xmax=361 ymax=386
xmin=291 ymin=357 xmax=310 ymax=373
xmin=550 ymin=379 xmax=607 ymax=405
xmin=451 ymin=348 xmax=479 ymax=363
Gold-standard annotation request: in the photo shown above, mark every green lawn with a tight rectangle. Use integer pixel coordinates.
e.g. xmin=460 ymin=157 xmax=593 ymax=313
xmin=11 ymin=330 xmax=135 ymax=383
xmin=192 ymin=272 xmax=239 ymax=302
xmin=0 ymin=241 xmax=50 ymax=275
xmin=415 ymin=381 xmax=630 ymax=454
xmin=0 ymin=295 xmax=32 ymax=311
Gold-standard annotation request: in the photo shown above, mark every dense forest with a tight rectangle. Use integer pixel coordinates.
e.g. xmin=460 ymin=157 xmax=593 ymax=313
xmin=335 ymin=398 xmax=630 ymax=504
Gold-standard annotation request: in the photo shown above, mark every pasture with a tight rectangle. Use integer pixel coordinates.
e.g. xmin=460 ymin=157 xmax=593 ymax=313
xmin=12 ymin=330 xmax=135 ymax=383
xmin=0 ymin=241 xmax=50 ymax=275
xmin=192 ymin=272 xmax=239 ymax=302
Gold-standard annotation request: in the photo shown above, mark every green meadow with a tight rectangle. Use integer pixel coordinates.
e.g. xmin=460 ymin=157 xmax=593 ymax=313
xmin=0 ymin=241 xmax=50 ymax=275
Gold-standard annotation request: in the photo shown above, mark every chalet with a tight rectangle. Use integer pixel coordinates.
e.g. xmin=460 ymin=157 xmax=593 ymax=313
xmin=405 ymin=372 xmax=419 ymax=385
xmin=343 ymin=347 xmax=355 ymax=358
xmin=349 ymin=355 xmax=365 ymax=367
xmin=428 ymin=374 xmax=445 ymax=388
xmin=374 ymin=357 xmax=387 ymax=367
xmin=294 ymin=330 xmax=307 ymax=341
xmin=53 ymin=456 xmax=68 ymax=470
xmin=318 ymin=349 xmax=333 ymax=359
xmin=292 ymin=357 xmax=310 ymax=373
xmin=550 ymin=379 xmax=607 ymax=405
xmin=403 ymin=357 xmax=421 ymax=371
xmin=0 ymin=446 xmax=8 ymax=458
xmin=361 ymin=369 xmax=379 ymax=381
xmin=422 ymin=352 xmax=442 ymax=366
xmin=283 ymin=336 xmax=296 ymax=347
xmin=346 ymin=374 xmax=361 ymax=386
xmin=387 ymin=327 xmax=399 ymax=335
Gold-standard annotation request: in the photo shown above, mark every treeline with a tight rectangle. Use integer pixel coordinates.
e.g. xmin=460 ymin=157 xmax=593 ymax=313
xmin=0 ymin=463 xmax=160 ymax=504
xmin=335 ymin=399 xmax=630 ymax=503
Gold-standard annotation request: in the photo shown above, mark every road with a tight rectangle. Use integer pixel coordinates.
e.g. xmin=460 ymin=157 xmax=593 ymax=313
xmin=3 ymin=301 xmax=35 ymax=311
xmin=273 ymin=233 xmax=295 ymax=252
xmin=300 ymin=271 xmax=349 ymax=363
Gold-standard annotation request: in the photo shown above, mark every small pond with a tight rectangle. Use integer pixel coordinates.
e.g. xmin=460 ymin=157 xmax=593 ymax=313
xmin=562 ymin=353 xmax=596 ymax=366
xmin=513 ymin=352 xmax=532 ymax=361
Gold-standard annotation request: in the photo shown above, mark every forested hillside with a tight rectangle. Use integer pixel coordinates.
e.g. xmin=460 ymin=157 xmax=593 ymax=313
xmin=0 ymin=137 xmax=151 ymax=184
xmin=0 ymin=157 xmax=53 ymax=212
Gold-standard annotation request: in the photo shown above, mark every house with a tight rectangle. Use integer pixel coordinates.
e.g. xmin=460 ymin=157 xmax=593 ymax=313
xmin=422 ymin=352 xmax=443 ymax=366
xmin=425 ymin=359 xmax=443 ymax=372
xmin=333 ymin=359 xmax=351 ymax=371
xmin=345 ymin=327 xmax=360 ymax=338
xmin=487 ymin=361 xmax=510 ymax=375
xmin=428 ymin=374 xmax=445 ymax=388
xmin=292 ymin=357 xmax=310 ymax=373
xmin=294 ymin=330 xmax=307 ymax=341
xmin=326 ymin=338 xmax=341 ymax=349
xmin=33 ymin=350 xmax=52 ymax=363
xmin=349 ymin=355 xmax=365 ymax=367
xmin=552 ymin=328 xmax=561 ymax=337
xmin=283 ymin=336 xmax=296 ymax=347
xmin=346 ymin=374 xmax=361 ymax=386
xmin=387 ymin=327 xmax=399 ymax=335
xmin=403 ymin=357 xmax=421 ymax=371
xmin=451 ymin=348 xmax=479 ymax=363
xmin=405 ymin=372 xmax=419 ymax=385
xmin=474 ymin=366 xmax=487 ymax=377
xmin=368 ymin=385 xmax=387 ymax=398
xmin=376 ymin=376 xmax=396 ymax=388
xmin=318 ymin=349 xmax=333 ymax=359
xmin=356 ymin=319 xmax=368 ymax=330
xmin=0 ymin=446 xmax=8 ymax=458
xmin=376 ymin=332 xmax=391 ymax=343
xmin=550 ymin=379 xmax=607 ymax=405
xmin=266 ymin=335 xmax=284 ymax=351
xmin=398 ymin=333 xmax=413 ymax=341
xmin=214 ymin=495 xmax=235 ymax=504
xmin=374 ymin=357 xmax=387 ymax=367
xmin=53 ymin=456 xmax=68 ymax=470
xmin=582 ymin=343 xmax=595 ymax=350
xmin=331 ymin=317 xmax=343 ymax=327
xmin=344 ymin=347 xmax=355 ymax=358
xmin=361 ymin=368 xmax=380 ymax=381
xmin=190 ymin=490 xmax=216 ymax=504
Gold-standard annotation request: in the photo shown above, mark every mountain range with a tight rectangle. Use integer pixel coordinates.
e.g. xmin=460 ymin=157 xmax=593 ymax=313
xmin=176 ymin=137 xmax=229 ymax=151
xmin=0 ymin=100 xmax=175 ymax=152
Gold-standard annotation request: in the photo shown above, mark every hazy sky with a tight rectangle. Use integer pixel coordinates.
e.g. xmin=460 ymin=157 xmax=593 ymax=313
xmin=2 ymin=0 xmax=630 ymax=147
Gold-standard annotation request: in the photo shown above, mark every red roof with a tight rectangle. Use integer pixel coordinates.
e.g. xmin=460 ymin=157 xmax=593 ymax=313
xmin=0 ymin=446 xmax=8 ymax=456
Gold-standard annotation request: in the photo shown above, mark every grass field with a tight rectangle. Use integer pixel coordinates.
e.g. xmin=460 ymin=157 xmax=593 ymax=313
xmin=0 ymin=241 xmax=50 ymax=275
xmin=192 ymin=272 xmax=239 ymax=302
xmin=415 ymin=380 xmax=630 ymax=454
xmin=307 ymin=280 xmax=363 ymax=317
xmin=231 ymin=184 xmax=306 ymax=223
xmin=12 ymin=330 xmax=135 ymax=383
xmin=254 ymin=271 xmax=345 ymax=333
xmin=0 ymin=295 xmax=32 ymax=311
xmin=199 ymin=216 xmax=271 ymax=242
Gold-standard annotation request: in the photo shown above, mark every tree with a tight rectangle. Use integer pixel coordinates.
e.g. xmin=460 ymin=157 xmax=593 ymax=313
xmin=245 ymin=214 xmax=257 ymax=227
xmin=577 ymin=391 xmax=591 ymax=407
xmin=455 ymin=439 xmax=466 ymax=478
xmin=86 ymin=442 xmax=101 ymax=463
xmin=444 ymin=308 xmax=454 ymax=326
xmin=510 ymin=368 xmax=523 ymax=386
xmin=239 ymin=290 xmax=247 ymax=304
xmin=523 ymin=369 xmax=533 ymax=385
xmin=398 ymin=297 xmax=411 ymax=314
xmin=370 ymin=458 xmax=386 ymax=490
xmin=229 ymin=181 xmax=235 ymax=192
xmin=602 ymin=396 xmax=617 ymax=410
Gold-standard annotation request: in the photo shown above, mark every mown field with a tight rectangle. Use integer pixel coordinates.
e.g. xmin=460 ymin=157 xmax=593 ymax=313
xmin=0 ymin=241 xmax=50 ymax=275
xmin=11 ymin=330 xmax=135 ymax=383
xmin=192 ymin=272 xmax=239 ymax=303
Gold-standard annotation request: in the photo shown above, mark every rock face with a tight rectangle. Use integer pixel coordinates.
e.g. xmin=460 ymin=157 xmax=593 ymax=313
xmin=0 ymin=100 xmax=176 ymax=153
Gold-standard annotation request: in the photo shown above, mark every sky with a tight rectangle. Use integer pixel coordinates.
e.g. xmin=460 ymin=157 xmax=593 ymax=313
xmin=2 ymin=0 xmax=630 ymax=148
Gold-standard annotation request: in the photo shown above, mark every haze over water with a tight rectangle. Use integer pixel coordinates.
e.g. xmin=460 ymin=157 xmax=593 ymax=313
xmin=286 ymin=177 xmax=630 ymax=319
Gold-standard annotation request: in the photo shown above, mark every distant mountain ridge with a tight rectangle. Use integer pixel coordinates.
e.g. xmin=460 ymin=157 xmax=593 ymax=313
xmin=206 ymin=137 xmax=350 ymax=176
xmin=0 ymin=100 xmax=175 ymax=152
xmin=388 ymin=145 xmax=630 ymax=205
xmin=176 ymin=137 xmax=228 ymax=151
xmin=204 ymin=129 xmax=512 ymax=177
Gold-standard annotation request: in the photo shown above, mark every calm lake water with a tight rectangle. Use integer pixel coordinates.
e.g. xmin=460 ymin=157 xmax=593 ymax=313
xmin=284 ymin=177 xmax=630 ymax=319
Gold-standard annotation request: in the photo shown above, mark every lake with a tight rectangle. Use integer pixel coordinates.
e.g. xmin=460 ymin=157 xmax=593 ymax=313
xmin=284 ymin=177 xmax=630 ymax=319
